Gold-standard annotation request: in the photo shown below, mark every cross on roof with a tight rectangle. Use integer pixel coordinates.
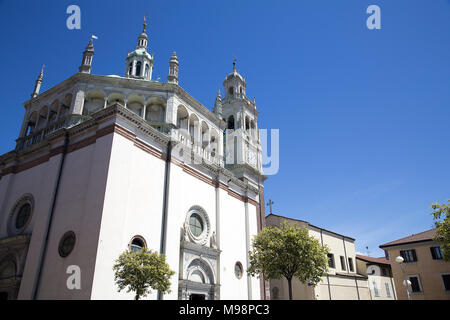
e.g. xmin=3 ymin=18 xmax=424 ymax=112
xmin=266 ymin=199 xmax=274 ymax=214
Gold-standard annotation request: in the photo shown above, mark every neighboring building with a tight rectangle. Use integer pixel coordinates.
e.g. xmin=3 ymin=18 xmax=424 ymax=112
xmin=266 ymin=214 xmax=370 ymax=300
xmin=0 ymin=20 xmax=267 ymax=300
xmin=356 ymin=254 xmax=396 ymax=300
xmin=380 ymin=228 xmax=450 ymax=300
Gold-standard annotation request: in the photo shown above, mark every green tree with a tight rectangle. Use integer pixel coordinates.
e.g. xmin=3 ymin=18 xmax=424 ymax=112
xmin=431 ymin=199 xmax=450 ymax=261
xmin=247 ymin=221 xmax=329 ymax=300
xmin=113 ymin=248 xmax=175 ymax=300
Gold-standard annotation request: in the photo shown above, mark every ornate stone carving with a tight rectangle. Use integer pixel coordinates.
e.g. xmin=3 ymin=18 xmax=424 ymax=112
xmin=210 ymin=231 xmax=217 ymax=249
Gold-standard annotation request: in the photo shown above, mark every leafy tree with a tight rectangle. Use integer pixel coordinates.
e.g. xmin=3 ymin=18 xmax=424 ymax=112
xmin=247 ymin=221 xmax=329 ymax=300
xmin=431 ymin=199 xmax=450 ymax=261
xmin=113 ymin=248 xmax=175 ymax=300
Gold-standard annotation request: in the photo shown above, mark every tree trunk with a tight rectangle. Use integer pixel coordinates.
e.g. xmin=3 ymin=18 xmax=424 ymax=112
xmin=287 ymin=277 xmax=293 ymax=300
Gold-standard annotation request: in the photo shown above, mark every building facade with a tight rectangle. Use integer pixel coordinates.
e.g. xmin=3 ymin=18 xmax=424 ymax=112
xmin=0 ymin=21 xmax=268 ymax=300
xmin=356 ymin=254 xmax=396 ymax=300
xmin=380 ymin=228 xmax=450 ymax=300
xmin=266 ymin=214 xmax=370 ymax=300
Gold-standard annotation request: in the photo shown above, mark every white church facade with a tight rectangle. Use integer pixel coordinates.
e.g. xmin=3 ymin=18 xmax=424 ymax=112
xmin=0 ymin=21 xmax=268 ymax=300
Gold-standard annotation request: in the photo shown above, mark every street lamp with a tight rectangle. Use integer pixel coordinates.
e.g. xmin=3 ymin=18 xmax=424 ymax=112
xmin=395 ymin=256 xmax=411 ymax=300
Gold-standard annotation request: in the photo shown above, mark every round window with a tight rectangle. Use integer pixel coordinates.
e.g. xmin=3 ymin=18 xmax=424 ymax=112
xmin=15 ymin=203 xmax=31 ymax=230
xmin=184 ymin=206 xmax=210 ymax=245
xmin=58 ymin=231 xmax=76 ymax=258
xmin=235 ymin=262 xmax=243 ymax=279
xmin=189 ymin=213 xmax=204 ymax=237
xmin=8 ymin=195 xmax=34 ymax=236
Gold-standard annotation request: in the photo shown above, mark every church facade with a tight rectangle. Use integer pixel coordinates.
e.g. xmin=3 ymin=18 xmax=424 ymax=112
xmin=0 ymin=21 xmax=267 ymax=300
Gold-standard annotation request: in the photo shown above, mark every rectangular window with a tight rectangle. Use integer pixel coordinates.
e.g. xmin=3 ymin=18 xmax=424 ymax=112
xmin=340 ymin=256 xmax=346 ymax=271
xmin=373 ymin=281 xmax=379 ymax=297
xmin=400 ymin=249 xmax=417 ymax=262
xmin=409 ymin=276 xmax=422 ymax=293
xmin=442 ymin=274 xmax=450 ymax=291
xmin=430 ymin=246 xmax=443 ymax=260
xmin=382 ymin=268 xmax=387 ymax=277
xmin=385 ymin=283 xmax=391 ymax=297
xmin=348 ymin=257 xmax=354 ymax=272
xmin=327 ymin=253 xmax=335 ymax=268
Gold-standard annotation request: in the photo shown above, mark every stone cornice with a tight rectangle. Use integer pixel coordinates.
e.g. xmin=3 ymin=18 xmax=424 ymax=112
xmin=180 ymin=240 xmax=221 ymax=258
xmin=1 ymin=103 xmax=261 ymax=198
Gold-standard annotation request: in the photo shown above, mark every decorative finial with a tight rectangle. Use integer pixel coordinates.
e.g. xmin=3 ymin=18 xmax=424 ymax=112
xmin=143 ymin=15 xmax=148 ymax=32
xmin=32 ymin=65 xmax=45 ymax=98
xmin=233 ymin=57 xmax=236 ymax=72
xmin=38 ymin=64 xmax=45 ymax=80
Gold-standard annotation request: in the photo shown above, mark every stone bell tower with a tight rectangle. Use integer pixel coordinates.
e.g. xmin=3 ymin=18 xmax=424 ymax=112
xmin=125 ymin=17 xmax=154 ymax=80
xmin=221 ymin=60 xmax=263 ymax=184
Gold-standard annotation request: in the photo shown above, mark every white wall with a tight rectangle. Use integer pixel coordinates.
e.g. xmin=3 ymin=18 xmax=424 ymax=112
xmin=90 ymin=132 xmax=166 ymax=300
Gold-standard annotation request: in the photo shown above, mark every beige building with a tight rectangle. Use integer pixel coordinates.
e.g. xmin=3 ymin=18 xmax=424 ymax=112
xmin=356 ymin=254 xmax=396 ymax=300
xmin=266 ymin=214 xmax=370 ymax=300
xmin=379 ymin=228 xmax=450 ymax=300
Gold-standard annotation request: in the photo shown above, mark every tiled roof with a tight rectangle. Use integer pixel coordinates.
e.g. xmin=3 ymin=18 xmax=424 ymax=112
xmin=266 ymin=213 xmax=355 ymax=241
xmin=356 ymin=254 xmax=390 ymax=265
xmin=379 ymin=228 xmax=437 ymax=248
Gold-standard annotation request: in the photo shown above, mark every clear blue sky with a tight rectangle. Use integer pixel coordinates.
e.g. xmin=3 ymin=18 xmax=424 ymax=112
xmin=1 ymin=0 xmax=449 ymax=257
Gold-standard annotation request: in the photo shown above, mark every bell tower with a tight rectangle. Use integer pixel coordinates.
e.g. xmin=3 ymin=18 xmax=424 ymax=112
xmin=222 ymin=61 xmax=263 ymax=184
xmin=125 ymin=17 xmax=154 ymax=80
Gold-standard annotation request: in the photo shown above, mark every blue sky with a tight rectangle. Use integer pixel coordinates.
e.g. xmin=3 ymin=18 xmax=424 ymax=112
xmin=0 ymin=0 xmax=449 ymax=257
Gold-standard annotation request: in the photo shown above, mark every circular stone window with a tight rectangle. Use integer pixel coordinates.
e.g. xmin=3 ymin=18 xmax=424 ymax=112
xmin=8 ymin=194 xmax=34 ymax=236
xmin=235 ymin=262 xmax=243 ymax=279
xmin=184 ymin=206 xmax=210 ymax=246
xmin=15 ymin=203 xmax=31 ymax=230
xmin=58 ymin=231 xmax=76 ymax=258
xmin=189 ymin=213 xmax=204 ymax=237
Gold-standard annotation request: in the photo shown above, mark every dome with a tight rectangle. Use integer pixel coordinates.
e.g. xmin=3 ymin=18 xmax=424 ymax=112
xmin=138 ymin=31 xmax=148 ymax=40
xmin=225 ymin=70 xmax=244 ymax=82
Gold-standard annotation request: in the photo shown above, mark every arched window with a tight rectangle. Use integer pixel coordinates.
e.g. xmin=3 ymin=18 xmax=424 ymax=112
xmin=245 ymin=117 xmax=250 ymax=131
xmin=26 ymin=112 xmax=37 ymax=135
xmin=128 ymin=63 xmax=133 ymax=76
xmin=135 ymin=61 xmax=142 ymax=76
xmin=144 ymin=64 xmax=149 ymax=78
xmin=229 ymin=86 xmax=233 ymax=95
xmin=235 ymin=262 xmax=243 ymax=279
xmin=129 ymin=236 xmax=146 ymax=253
xmin=227 ymin=115 xmax=235 ymax=130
